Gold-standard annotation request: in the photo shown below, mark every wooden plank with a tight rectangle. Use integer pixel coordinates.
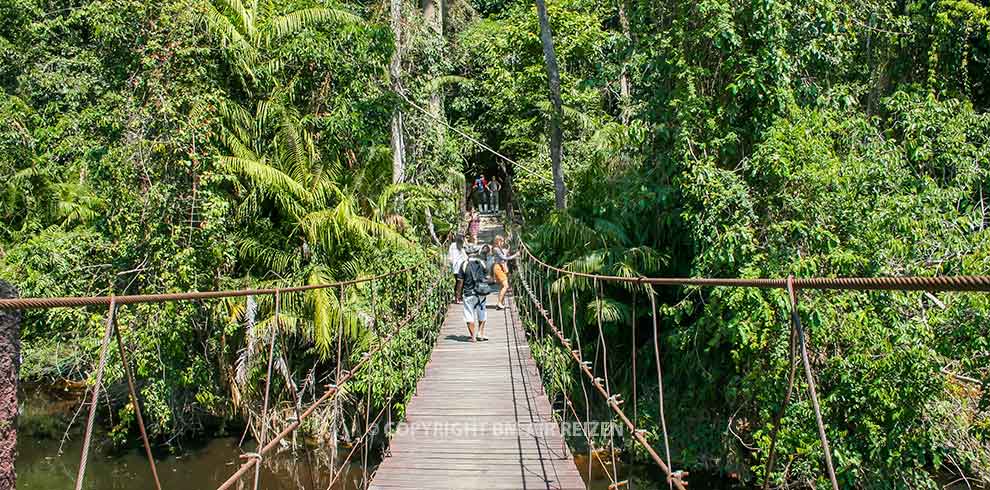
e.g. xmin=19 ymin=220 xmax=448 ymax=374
xmin=369 ymin=222 xmax=586 ymax=489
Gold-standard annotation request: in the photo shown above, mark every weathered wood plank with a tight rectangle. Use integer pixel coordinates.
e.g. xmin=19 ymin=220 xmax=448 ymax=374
xmin=369 ymin=231 xmax=586 ymax=490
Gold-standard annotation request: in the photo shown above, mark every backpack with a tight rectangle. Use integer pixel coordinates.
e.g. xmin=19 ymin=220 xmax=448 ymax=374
xmin=462 ymin=258 xmax=494 ymax=297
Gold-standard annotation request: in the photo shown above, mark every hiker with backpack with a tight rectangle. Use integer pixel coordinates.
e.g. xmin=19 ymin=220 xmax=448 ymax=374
xmin=472 ymin=175 xmax=487 ymax=213
xmin=461 ymin=244 xmax=494 ymax=342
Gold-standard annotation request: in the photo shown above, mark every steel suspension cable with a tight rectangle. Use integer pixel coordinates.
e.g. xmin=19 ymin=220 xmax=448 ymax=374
xmin=787 ymin=277 xmax=840 ymax=490
xmin=517 ymin=243 xmax=990 ymax=293
xmin=762 ymin=308 xmax=798 ymax=490
xmin=73 ymin=296 xmax=117 ymax=490
xmin=570 ymin=276 xmax=597 ymax=485
xmin=326 ymin=395 xmax=392 ymax=490
xmin=515 ymin=261 xmax=688 ymax=490
xmin=631 ymin=289 xmax=638 ymax=423
xmin=215 ymin=259 xmax=448 ymax=490
xmin=253 ymin=288 xmax=281 ymax=490
xmin=113 ymin=316 xmax=162 ymax=490
xmin=593 ymin=279 xmax=621 ymax=482
xmin=648 ymin=288 xmax=675 ymax=488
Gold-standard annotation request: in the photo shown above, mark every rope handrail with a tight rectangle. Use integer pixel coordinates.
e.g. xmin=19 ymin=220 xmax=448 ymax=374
xmin=215 ymin=253 xmax=448 ymax=489
xmin=515 ymin=267 xmax=688 ymax=490
xmin=0 ymin=260 xmax=427 ymax=310
xmin=517 ymin=240 xmax=990 ymax=292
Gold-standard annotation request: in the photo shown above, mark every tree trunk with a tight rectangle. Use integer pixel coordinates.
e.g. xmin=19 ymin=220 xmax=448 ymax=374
xmin=440 ymin=0 xmax=448 ymax=36
xmin=535 ymin=0 xmax=567 ymax=209
xmin=390 ymin=0 xmax=405 ymax=185
xmin=423 ymin=0 xmax=445 ymax=150
xmin=617 ymin=0 xmax=633 ymax=124
xmin=424 ymin=207 xmax=441 ymax=245
xmin=422 ymin=0 xmax=436 ymax=29
xmin=0 ymin=280 xmax=20 ymax=490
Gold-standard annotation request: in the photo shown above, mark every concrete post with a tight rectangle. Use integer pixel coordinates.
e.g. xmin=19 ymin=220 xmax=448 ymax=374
xmin=0 ymin=280 xmax=20 ymax=489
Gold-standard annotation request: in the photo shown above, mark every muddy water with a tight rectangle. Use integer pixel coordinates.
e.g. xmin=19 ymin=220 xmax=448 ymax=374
xmin=18 ymin=434 xmax=369 ymax=490
xmin=16 ymin=385 xmax=744 ymax=490
xmin=16 ymin=386 xmax=366 ymax=490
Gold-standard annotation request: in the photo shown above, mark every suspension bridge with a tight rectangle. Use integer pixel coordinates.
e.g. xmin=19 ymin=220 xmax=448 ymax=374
xmin=1 ymin=212 xmax=989 ymax=490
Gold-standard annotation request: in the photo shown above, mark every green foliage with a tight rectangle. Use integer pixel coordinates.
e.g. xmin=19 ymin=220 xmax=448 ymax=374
xmin=472 ymin=0 xmax=990 ymax=487
xmin=0 ymin=0 xmax=456 ymax=448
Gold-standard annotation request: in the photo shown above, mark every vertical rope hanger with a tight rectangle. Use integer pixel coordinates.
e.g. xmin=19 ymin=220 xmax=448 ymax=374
xmin=787 ymin=276 xmax=840 ymax=490
xmin=74 ymin=295 xmax=118 ymax=490
xmin=648 ymin=288 xmax=674 ymax=488
xmin=762 ymin=301 xmax=798 ymax=490
xmin=113 ymin=315 xmax=162 ymax=490
xmin=593 ymin=279 xmax=621 ymax=481
xmin=632 ymin=288 xmax=638 ymax=423
xmin=555 ymin=285 xmax=568 ymax=455
xmin=253 ymin=288 xmax=281 ymax=490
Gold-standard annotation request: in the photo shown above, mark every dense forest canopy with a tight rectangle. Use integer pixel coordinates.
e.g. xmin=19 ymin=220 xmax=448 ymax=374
xmin=1 ymin=0 xmax=989 ymax=488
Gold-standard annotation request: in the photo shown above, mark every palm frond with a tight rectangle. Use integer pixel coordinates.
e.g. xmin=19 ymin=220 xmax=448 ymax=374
xmin=263 ymin=8 xmax=362 ymax=45
xmin=592 ymin=217 xmax=629 ymax=246
xmin=586 ymin=297 xmax=629 ymax=324
xmin=198 ymin=1 xmax=257 ymax=70
xmin=218 ymin=155 xmax=312 ymax=204
xmin=529 ymin=211 xmax=602 ymax=252
xmin=238 ymin=237 xmax=299 ymax=273
xmin=619 ymin=246 xmax=668 ymax=274
xmin=215 ymin=0 xmax=254 ymax=41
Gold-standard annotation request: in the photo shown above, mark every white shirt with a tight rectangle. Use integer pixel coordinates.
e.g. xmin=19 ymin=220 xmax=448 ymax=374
xmin=448 ymin=243 xmax=467 ymax=273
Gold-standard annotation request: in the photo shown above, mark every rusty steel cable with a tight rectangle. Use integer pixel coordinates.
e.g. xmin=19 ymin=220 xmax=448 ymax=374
xmin=215 ymin=260 xmax=448 ymax=490
xmin=518 ymin=241 xmax=990 ymax=293
xmin=253 ymin=289 xmax=281 ymax=490
xmin=516 ymin=261 xmax=688 ymax=490
xmin=113 ymin=316 xmax=162 ymax=490
xmin=787 ymin=276 xmax=840 ymax=490
xmin=762 ymin=310 xmax=799 ymax=490
xmin=561 ymin=387 xmax=618 ymax=485
xmin=362 ymin=369 xmax=372 ymax=488
xmin=73 ymin=296 xmax=117 ymax=490
xmin=631 ymin=289 xmax=638 ymax=423
xmin=0 ymin=261 xmax=426 ymax=311
xmin=592 ymin=278 xmax=621 ymax=481
xmin=648 ymin=289 xmax=674 ymax=489
xmin=327 ymin=395 xmax=392 ymax=490
xmin=569 ymin=278 xmax=596 ymax=483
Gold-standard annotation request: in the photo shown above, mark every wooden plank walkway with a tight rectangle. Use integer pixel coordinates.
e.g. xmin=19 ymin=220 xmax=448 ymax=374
xmin=370 ymin=225 xmax=586 ymax=489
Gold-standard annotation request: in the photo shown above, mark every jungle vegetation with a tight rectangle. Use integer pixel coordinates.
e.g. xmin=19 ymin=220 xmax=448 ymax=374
xmin=1 ymin=0 xmax=989 ymax=488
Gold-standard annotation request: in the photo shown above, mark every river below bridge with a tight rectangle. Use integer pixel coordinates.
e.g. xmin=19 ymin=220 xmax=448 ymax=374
xmin=16 ymin=385 xmax=748 ymax=489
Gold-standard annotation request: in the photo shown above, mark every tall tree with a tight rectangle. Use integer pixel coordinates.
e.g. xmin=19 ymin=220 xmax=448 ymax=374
xmin=617 ymin=0 xmax=632 ymax=124
xmin=534 ymin=0 xmax=567 ymax=208
xmin=423 ymin=0 xmax=444 ymax=149
xmin=390 ymin=0 xmax=406 ymax=185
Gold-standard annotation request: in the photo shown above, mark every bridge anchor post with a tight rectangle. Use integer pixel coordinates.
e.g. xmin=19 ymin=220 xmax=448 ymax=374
xmin=0 ymin=280 xmax=20 ymax=490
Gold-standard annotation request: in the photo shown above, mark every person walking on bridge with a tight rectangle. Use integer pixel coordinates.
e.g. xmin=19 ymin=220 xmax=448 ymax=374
xmin=486 ymin=176 xmax=501 ymax=213
xmin=461 ymin=245 xmax=492 ymax=342
xmin=473 ymin=175 xmax=487 ymax=213
xmin=467 ymin=209 xmax=480 ymax=242
xmin=447 ymin=234 xmax=467 ymax=304
xmin=492 ymin=235 xmax=517 ymax=309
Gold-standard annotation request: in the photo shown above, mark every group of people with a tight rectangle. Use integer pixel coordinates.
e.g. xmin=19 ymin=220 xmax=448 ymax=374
xmin=446 ymin=233 xmax=518 ymax=343
xmin=471 ymin=175 xmax=501 ymax=214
